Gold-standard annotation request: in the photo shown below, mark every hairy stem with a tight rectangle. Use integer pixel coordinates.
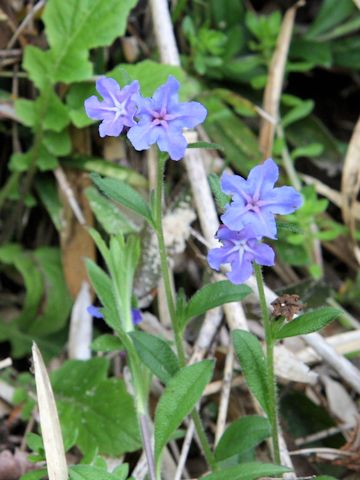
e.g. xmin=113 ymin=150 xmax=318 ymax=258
xmin=154 ymin=154 xmax=217 ymax=471
xmin=254 ymin=263 xmax=280 ymax=464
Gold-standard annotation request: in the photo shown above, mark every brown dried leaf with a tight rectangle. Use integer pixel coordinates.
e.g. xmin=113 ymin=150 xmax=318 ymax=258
xmin=57 ymin=128 xmax=95 ymax=298
xmin=259 ymin=1 xmax=304 ymax=158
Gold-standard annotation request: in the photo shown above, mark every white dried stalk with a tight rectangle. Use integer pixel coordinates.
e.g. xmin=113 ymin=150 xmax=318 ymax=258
xmin=215 ymin=343 xmax=234 ymax=444
xmin=32 ymin=343 xmax=68 ymax=480
xmin=68 ymin=281 xmax=93 ymax=360
xmin=54 ymin=167 xmax=86 ymax=226
xmin=174 ymin=420 xmax=195 ymax=480
xmin=297 ymin=329 xmax=360 ymax=364
xmin=0 ymin=358 xmax=12 ymax=370
xmin=190 ymin=308 xmax=222 ymax=364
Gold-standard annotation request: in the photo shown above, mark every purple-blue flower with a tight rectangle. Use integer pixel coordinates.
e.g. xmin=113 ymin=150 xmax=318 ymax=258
xmin=207 ymin=224 xmax=275 ymax=284
xmin=84 ymin=77 xmax=139 ymax=138
xmin=127 ymin=75 xmax=207 ymax=161
xmin=221 ymin=159 xmax=303 ymax=239
xmin=87 ymin=305 xmax=143 ymax=325
xmin=86 ymin=305 xmax=104 ymax=318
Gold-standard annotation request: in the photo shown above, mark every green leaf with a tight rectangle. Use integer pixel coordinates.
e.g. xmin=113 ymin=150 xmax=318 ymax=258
xmin=109 ymin=60 xmax=191 ymax=98
xmin=291 ymin=143 xmax=324 ymax=160
xmin=23 ymin=46 xmax=53 ymax=90
xmin=37 ymin=145 xmax=58 ymax=171
xmin=315 ymin=477 xmax=338 ymax=480
xmin=15 ymin=99 xmax=37 ymax=127
xmin=274 ymin=307 xmax=340 ymax=339
xmin=91 ymin=334 xmax=124 ymax=352
xmin=91 ymin=173 xmax=154 ymax=226
xmin=20 ymin=470 xmax=47 ymax=480
xmin=69 ymin=464 xmax=128 ymax=480
xmin=85 ymin=187 xmax=137 ymax=236
xmin=43 ymin=0 xmax=137 ymax=83
xmin=282 ymin=100 xmax=314 ymax=128
xmin=208 ymin=172 xmax=231 ymax=210
xmin=62 ymin=156 xmax=147 ymax=188
xmin=0 ymin=245 xmax=70 ymax=358
xmin=182 ymin=282 xmax=252 ymax=328
xmin=52 ymin=358 xmax=141 ymax=456
xmin=35 ymin=177 xmax=62 ymax=231
xmin=16 ymin=91 xmax=70 ymax=132
xmin=29 ymin=248 xmax=72 ymax=335
xmin=130 ymin=331 xmax=180 ymax=384
xmin=187 ymin=141 xmax=224 ymax=151
xmin=154 ymin=360 xmax=214 ymax=467
xmin=201 ymin=462 xmax=291 ymax=480
xmin=306 ymin=0 xmax=355 ymax=39
xmin=85 ymin=259 xmax=119 ymax=331
xmin=43 ymin=130 xmax=71 ymax=156
xmin=290 ymin=39 xmax=332 ymax=68
xmin=41 ymin=91 xmax=70 ymax=132
xmin=232 ymin=330 xmax=269 ymax=415
xmin=215 ymin=415 xmax=271 ymax=461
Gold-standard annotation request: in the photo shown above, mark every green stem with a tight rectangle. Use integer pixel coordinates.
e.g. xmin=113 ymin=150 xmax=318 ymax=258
xmin=154 ymin=154 xmax=186 ymax=365
xmin=154 ymin=154 xmax=217 ymax=472
xmin=253 ymin=263 xmax=280 ymax=464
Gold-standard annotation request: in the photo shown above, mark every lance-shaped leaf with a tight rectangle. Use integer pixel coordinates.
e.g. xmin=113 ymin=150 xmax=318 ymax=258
xmin=130 ymin=331 xmax=180 ymax=384
xmin=85 ymin=259 xmax=119 ymax=331
xmin=201 ymin=462 xmax=291 ymax=480
xmin=154 ymin=360 xmax=214 ymax=468
xmin=215 ymin=415 xmax=271 ymax=461
xmin=274 ymin=307 xmax=340 ymax=340
xmin=232 ymin=330 xmax=269 ymax=415
xmin=91 ymin=174 xmax=154 ymax=226
xmin=180 ymin=282 xmax=251 ymax=328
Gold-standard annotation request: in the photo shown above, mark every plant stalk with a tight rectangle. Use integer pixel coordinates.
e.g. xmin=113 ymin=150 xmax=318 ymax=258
xmin=154 ymin=154 xmax=217 ymax=471
xmin=254 ymin=263 xmax=280 ymax=464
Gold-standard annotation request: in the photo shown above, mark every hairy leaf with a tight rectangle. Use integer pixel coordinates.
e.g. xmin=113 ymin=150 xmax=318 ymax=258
xmin=154 ymin=360 xmax=214 ymax=467
xmin=275 ymin=307 xmax=340 ymax=339
xmin=52 ymin=358 xmax=141 ymax=456
xmin=232 ymin=330 xmax=269 ymax=415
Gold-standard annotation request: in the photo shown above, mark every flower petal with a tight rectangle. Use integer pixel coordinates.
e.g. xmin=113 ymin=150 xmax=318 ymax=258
xmin=152 ymin=75 xmax=180 ymax=112
xmin=221 ymin=173 xmax=249 ymax=202
xmin=169 ymin=101 xmax=207 ymax=129
xmin=264 ymin=186 xmax=303 ymax=214
xmin=87 ymin=305 xmax=104 ymax=319
xmin=248 ymin=158 xmax=279 ymax=197
xmin=221 ymin=202 xmax=249 ymax=230
xmin=207 ymin=247 xmax=225 ymax=270
xmin=96 ymin=77 xmax=121 ymax=103
xmin=157 ymin=126 xmax=188 ymax=160
xmin=227 ymin=257 xmax=253 ymax=284
xmin=127 ymin=123 xmax=159 ymax=151
xmin=99 ymin=116 xmax=124 ymax=137
xmin=252 ymin=243 xmax=275 ymax=266
xmin=84 ymin=96 xmax=108 ymax=120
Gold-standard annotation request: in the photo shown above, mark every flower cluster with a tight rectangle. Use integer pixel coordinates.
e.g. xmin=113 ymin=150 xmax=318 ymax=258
xmin=208 ymin=159 xmax=303 ymax=284
xmin=85 ymin=75 xmax=207 ymax=161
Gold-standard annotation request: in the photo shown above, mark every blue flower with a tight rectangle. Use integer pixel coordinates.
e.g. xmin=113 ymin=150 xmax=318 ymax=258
xmin=207 ymin=225 xmax=275 ymax=284
xmin=84 ymin=77 xmax=139 ymax=137
xmin=127 ymin=75 xmax=207 ymax=161
xmin=131 ymin=309 xmax=143 ymax=325
xmin=221 ymin=159 xmax=303 ymax=239
xmin=87 ymin=305 xmax=143 ymax=326
xmin=86 ymin=305 xmax=104 ymax=318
